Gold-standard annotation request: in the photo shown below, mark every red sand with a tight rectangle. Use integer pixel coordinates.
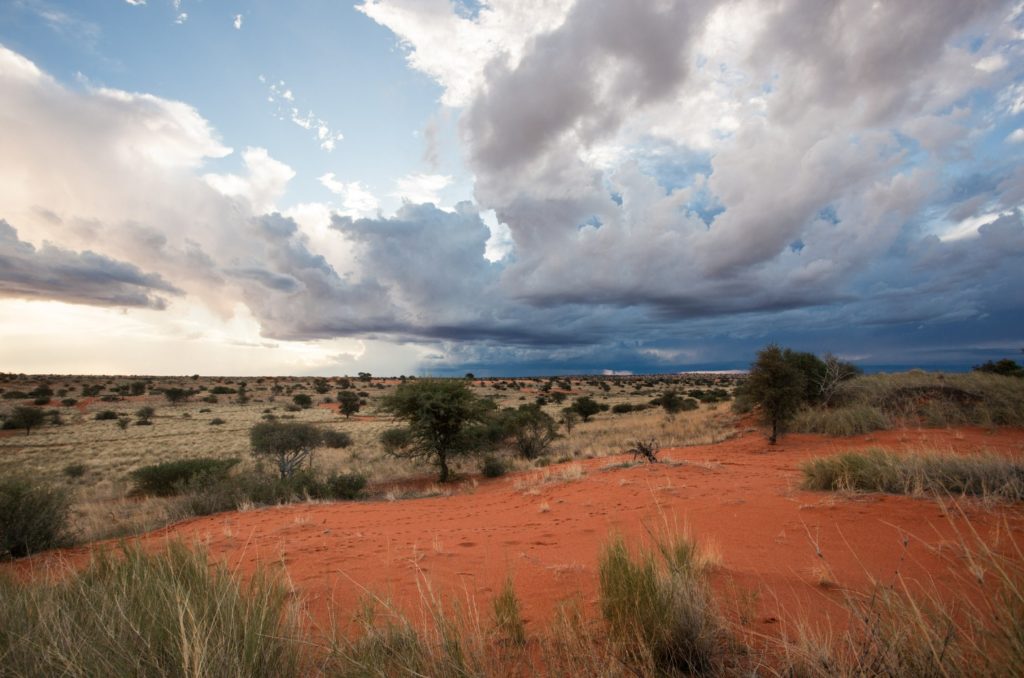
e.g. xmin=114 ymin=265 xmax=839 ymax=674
xmin=14 ymin=425 xmax=1024 ymax=635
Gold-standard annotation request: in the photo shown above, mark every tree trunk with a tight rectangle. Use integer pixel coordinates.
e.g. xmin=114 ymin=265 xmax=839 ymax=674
xmin=769 ymin=418 xmax=778 ymax=445
xmin=438 ymin=451 xmax=450 ymax=483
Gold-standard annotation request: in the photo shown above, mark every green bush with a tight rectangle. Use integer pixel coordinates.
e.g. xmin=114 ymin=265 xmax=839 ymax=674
xmin=611 ymin=403 xmax=635 ymax=414
xmin=481 ymin=455 xmax=507 ymax=478
xmin=130 ymin=457 xmax=240 ymax=497
xmin=323 ymin=472 xmax=367 ymax=500
xmin=321 ymin=430 xmax=353 ymax=449
xmin=0 ymin=476 xmax=73 ymax=559
xmin=94 ymin=410 xmax=118 ymax=420
xmin=63 ymin=463 xmax=87 ymax=479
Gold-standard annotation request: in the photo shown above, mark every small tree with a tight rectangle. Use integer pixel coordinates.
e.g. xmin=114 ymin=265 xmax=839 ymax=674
xmin=250 ymin=421 xmax=323 ymax=479
xmin=337 ymin=390 xmax=361 ymax=418
xmin=571 ymin=396 xmax=602 ymax=423
xmin=746 ymin=344 xmax=806 ymax=444
xmin=292 ymin=393 xmax=313 ymax=409
xmin=379 ymin=379 xmax=490 ymax=483
xmin=135 ymin=406 xmax=155 ymax=425
xmin=9 ymin=406 xmax=45 ymax=435
xmin=502 ymin=404 xmax=558 ymax=459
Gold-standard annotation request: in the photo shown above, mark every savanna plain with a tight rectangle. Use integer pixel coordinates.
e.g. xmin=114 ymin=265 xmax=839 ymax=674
xmin=1 ymin=364 xmax=1023 ymax=677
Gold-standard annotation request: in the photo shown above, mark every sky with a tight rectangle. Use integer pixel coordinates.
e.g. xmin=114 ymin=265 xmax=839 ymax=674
xmin=0 ymin=0 xmax=1022 ymax=377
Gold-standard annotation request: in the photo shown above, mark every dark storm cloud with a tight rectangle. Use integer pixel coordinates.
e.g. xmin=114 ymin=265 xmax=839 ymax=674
xmin=0 ymin=220 xmax=181 ymax=309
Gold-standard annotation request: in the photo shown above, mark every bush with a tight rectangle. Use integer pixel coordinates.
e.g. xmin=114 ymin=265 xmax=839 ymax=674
xmin=130 ymin=457 xmax=240 ymax=497
xmin=611 ymin=403 xmax=635 ymax=414
xmin=94 ymin=410 xmax=118 ymax=420
xmin=321 ymin=430 xmax=353 ymax=449
xmin=481 ymin=455 xmax=508 ymax=478
xmin=323 ymin=472 xmax=367 ymax=500
xmin=60 ymin=398 xmax=77 ymax=407
xmin=209 ymin=418 xmax=226 ymax=425
xmin=292 ymin=393 xmax=313 ymax=409
xmin=571 ymin=396 xmax=602 ymax=422
xmin=63 ymin=463 xmax=88 ymax=479
xmin=0 ymin=476 xmax=73 ymax=559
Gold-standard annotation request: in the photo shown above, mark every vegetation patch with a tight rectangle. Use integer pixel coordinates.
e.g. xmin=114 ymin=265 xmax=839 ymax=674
xmin=802 ymin=448 xmax=1024 ymax=501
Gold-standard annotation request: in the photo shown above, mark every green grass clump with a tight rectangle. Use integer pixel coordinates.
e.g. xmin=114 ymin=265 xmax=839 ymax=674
xmin=802 ymin=448 xmax=1024 ymax=501
xmin=492 ymin=577 xmax=527 ymax=647
xmin=0 ymin=542 xmax=304 ymax=676
xmin=599 ymin=531 xmax=728 ymax=675
xmin=1 ymin=475 xmax=74 ymax=559
xmin=792 ymin=403 xmax=891 ymax=436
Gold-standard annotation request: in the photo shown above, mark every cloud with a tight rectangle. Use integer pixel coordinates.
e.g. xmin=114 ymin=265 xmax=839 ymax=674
xmin=263 ymin=77 xmax=344 ymax=151
xmin=0 ymin=220 xmax=181 ymax=309
xmin=319 ymin=174 xmax=380 ymax=217
xmin=233 ymin=13 xmax=242 ymax=30
xmin=393 ymin=173 xmax=451 ymax=205
xmin=174 ymin=12 xmax=187 ymax=24
xmin=204 ymin=147 xmax=296 ymax=213
xmin=5 ymin=0 xmax=1024 ymax=377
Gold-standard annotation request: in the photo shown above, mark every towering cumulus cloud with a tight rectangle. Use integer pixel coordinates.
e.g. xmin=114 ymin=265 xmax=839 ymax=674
xmin=2 ymin=0 xmax=1023 ymax=372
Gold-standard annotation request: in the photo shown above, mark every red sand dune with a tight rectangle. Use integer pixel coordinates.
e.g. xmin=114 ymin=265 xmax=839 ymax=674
xmin=14 ymin=425 xmax=1024 ymax=637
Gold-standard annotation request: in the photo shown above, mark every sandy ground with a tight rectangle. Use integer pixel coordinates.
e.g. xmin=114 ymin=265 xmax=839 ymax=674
xmin=12 ymin=424 xmax=1024 ymax=638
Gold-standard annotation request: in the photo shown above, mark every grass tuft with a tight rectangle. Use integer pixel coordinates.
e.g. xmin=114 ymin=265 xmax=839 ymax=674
xmin=802 ymin=448 xmax=1024 ymax=501
xmin=0 ymin=542 xmax=305 ymax=676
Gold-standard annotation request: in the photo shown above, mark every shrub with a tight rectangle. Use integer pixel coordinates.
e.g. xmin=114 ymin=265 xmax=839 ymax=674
xmin=611 ymin=403 xmax=634 ymax=414
xmin=0 ymin=476 xmax=73 ymax=559
xmin=209 ymin=418 xmax=226 ymax=425
xmin=292 ymin=393 xmax=313 ymax=409
xmin=323 ymin=472 xmax=367 ymax=500
xmin=321 ymin=430 xmax=353 ymax=449
xmin=63 ymin=463 xmax=88 ymax=479
xmin=94 ymin=410 xmax=118 ymax=421
xmin=135 ymin=406 xmax=155 ymax=424
xmin=481 ymin=455 xmax=508 ymax=478
xmin=60 ymin=398 xmax=77 ymax=407
xmin=130 ymin=457 xmax=240 ymax=497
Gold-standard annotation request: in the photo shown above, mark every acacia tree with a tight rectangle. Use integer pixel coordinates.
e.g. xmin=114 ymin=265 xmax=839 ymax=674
xmin=379 ymin=379 xmax=490 ymax=483
xmin=9 ymin=406 xmax=45 ymax=435
xmin=746 ymin=344 xmax=806 ymax=445
xmin=571 ymin=396 xmax=602 ymax=422
xmin=250 ymin=421 xmax=323 ymax=479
